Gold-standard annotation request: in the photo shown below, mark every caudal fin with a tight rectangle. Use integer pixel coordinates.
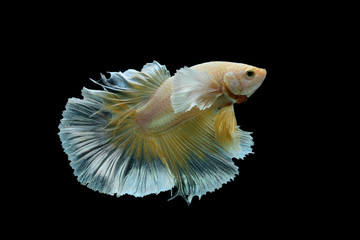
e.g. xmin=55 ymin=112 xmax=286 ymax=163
xmin=58 ymin=88 xmax=174 ymax=197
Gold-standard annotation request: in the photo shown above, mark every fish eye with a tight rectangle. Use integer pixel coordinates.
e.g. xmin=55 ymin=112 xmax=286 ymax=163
xmin=245 ymin=70 xmax=255 ymax=79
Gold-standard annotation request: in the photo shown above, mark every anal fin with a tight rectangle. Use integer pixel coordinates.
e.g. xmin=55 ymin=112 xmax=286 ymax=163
xmin=171 ymin=67 xmax=222 ymax=113
xmin=153 ymin=109 xmax=239 ymax=203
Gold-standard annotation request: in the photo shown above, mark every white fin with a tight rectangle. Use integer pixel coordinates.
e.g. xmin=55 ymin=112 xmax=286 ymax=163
xmin=58 ymin=88 xmax=174 ymax=197
xmin=232 ymin=127 xmax=254 ymax=159
xmin=91 ymin=61 xmax=170 ymax=109
xmin=171 ymin=67 xmax=222 ymax=113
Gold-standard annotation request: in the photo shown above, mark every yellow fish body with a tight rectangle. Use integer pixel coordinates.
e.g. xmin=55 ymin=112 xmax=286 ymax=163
xmin=59 ymin=61 xmax=266 ymax=203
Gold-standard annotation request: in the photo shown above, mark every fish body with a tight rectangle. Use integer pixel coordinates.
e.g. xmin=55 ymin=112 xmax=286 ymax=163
xmin=136 ymin=62 xmax=265 ymax=133
xmin=59 ymin=61 xmax=266 ymax=203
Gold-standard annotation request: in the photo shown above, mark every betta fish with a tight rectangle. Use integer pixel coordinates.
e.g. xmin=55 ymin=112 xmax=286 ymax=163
xmin=58 ymin=61 xmax=266 ymax=204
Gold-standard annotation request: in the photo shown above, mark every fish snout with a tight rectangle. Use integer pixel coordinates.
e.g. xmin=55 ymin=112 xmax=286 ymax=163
xmin=262 ymin=68 xmax=267 ymax=78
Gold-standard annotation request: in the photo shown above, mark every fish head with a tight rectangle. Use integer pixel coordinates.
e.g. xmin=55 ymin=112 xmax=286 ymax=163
xmin=223 ymin=63 xmax=267 ymax=100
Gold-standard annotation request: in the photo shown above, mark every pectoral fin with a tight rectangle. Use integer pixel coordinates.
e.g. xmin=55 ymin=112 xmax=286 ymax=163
xmin=171 ymin=67 xmax=222 ymax=113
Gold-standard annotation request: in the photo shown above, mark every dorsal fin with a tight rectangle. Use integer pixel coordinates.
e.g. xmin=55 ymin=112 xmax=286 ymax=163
xmin=91 ymin=61 xmax=170 ymax=108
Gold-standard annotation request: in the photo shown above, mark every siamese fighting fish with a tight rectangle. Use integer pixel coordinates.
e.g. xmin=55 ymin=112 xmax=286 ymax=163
xmin=58 ymin=61 xmax=267 ymax=204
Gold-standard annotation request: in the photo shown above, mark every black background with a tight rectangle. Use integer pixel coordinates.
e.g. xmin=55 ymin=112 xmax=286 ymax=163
xmin=22 ymin=7 xmax=315 ymax=235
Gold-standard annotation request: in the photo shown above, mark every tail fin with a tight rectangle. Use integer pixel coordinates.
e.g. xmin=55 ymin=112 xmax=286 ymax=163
xmin=58 ymin=88 xmax=174 ymax=197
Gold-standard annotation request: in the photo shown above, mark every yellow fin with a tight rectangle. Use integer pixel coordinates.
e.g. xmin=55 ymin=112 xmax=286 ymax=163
xmin=150 ymin=109 xmax=238 ymax=203
xmin=106 ymin=105 xmax=239 ymax=203
xmin=214 ymin=104 xmax=254 ymax=159
xmin=102 ymin=98 xmax=239 ymax=203
xmin=215 ymin=104 xmax=237 ymax=146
